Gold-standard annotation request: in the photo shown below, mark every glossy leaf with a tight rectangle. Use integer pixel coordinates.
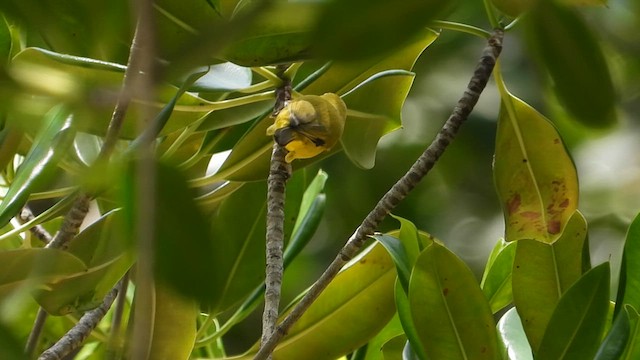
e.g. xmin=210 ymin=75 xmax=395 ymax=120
xmin=524 ymin=1 xmax=616 ymax=128
xmin=494 ymin=93 xmax=578 ymax=242
xmin=373 ymin=234 xmax=412 ymax=292
xmin=481 ymin=239 xmax=516 ymax=314
xmin=216 ymin=30 xmax=438 ymax=181
xmin=187 ymin=62 xmax=251 ymax=92
xmin=619 ymin=212 xmax=640 ymax=311
xmin=148 ymin=283 xmax=199 ymax=360
xmin=310 ymin=0 xmax=453 ymax=61
xmin=232 ymin=243 xmax=396 ymax=360
xmin=512 ymin=211 xmax=587 ymax=353
xmin=0 ymin=105 xmax=75 ymax=228
xmin=497 ymin=307 xmax=533 ymax=360
xmin=537 ymin=263 xmax=610 ymax=360
xmin=0 ymin=248 xmax=87 ymax=300
xmin=595 ymin=309 xmax=630 ymax=360
xmin=33 ymin=209 xmax=134 ymax=315
xmin=409 ymin=242 xmax=499 ymax=360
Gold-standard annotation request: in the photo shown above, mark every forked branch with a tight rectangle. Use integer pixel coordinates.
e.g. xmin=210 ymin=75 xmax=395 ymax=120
xmin=255 ymin=28 xmax=504 ymax=360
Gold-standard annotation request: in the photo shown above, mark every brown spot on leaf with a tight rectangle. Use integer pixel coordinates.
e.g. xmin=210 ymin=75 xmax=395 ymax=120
xmin=548 ymin=220 xmax=561 ymax=235
xmin=554 ymin=138 xmax=560 ymax=144
xmin=520 ymin=211 xmax=541 ymax=219
xmin=507 ymin=194 xmax=521 ymax=215
xmin=443 ymin=288 xmax=449 ymax=296
xmin=559 ymin=198 xmax=569 ymax=208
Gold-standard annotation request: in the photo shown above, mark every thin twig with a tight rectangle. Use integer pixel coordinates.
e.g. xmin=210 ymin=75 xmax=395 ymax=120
xmin=45 ymin=193 xmax=91 ymax=250
xmin=105 ymin=273 xmax=130 ymax=360
xmin=261 ymin=64 xmax=292 ymax=360
xmin=24 ymin=308 xmax=49 ymax=357
xmin=254 ymin=29 xmax=504 ymax=360
xmin=38 ymin=285 xmax=120 ymax=360
xmin=19 ymin=206 xmax=53 ymax=244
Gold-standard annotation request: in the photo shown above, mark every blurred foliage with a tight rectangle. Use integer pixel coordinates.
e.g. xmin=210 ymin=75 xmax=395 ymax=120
xmin=0 ymin=0 xmax=639 ymax=359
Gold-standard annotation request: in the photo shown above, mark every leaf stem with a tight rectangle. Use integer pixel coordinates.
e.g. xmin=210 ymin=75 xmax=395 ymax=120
xmin=254 ymin=28 xmax=504 ymax=360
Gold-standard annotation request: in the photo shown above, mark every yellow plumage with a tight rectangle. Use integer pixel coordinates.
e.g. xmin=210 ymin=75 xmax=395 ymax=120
xmin=266 ymin=93 xmax=347 ymax=163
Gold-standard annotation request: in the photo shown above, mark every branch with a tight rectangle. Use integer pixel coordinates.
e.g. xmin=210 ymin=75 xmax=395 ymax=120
xmin=19 ymin=206 xmax=52 ymax=244
xmin=261 ymin=64 xmax=292 ymax=360
xmin=254 ymin=28 xmax=504 ymax=360
xmin=38 ymin=285 xmax=119 ymax=360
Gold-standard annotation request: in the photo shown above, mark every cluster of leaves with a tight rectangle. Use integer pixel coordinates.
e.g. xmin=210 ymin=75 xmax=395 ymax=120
xmin=0 ymin=0 xmax=635 ymax=359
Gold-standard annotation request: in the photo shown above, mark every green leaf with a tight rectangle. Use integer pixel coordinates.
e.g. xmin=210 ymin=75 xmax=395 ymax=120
xmin=122 ymin=159 xmax=218 ymax=305
xmin=395 ymin=281 xmax=427 ymax=360
xmin=512 ymin=211 xmax=587 ymax=353
xmin=234 ymin=243 xmax=396 ymax=360
xmin=496 ymin=307 xmax=533 ymax=360
xmin=409 ymin=242 xmax=499 ymax=360
xmin=361 ymin=314 xmax=405 ymax=360
xmin=0 ymin=105 xmax=75 ymax=228
xmin=481 ymin=239 xmax=516 ymax=314
xmin=380 ymin=335 xmax=407 ymax=360
xmin=373 ymin=234 xmax=412 ymax=292
xmin=186 ymin=62 xmax=252 ymax=92
xmin=0 ymin=122 xmax=23 ymax=172
xmin=0 ymin=321 xmax=26 ymax=360
xmin=494 ymin=93 xmax=578 ymax=242
xmin=537 ymin=263 xmax=610 ymax=360
xmin=595 ymin=309 xmax=630 ymax=360
xmin=524 ymin=1 xmax=616 ymax=128
xmin=148 ymin=283 xmax=199 ymax=360
xmin=310 ymin=0 xmax=454 ymax=61
xmin=0 ymin=0 xmax=132 ymax=62
xmin=32 ymin=210 xmax=134 ymax=315
xmin=220 ymin=2 xmax=319 ymax=66
xmin=622 ymin=305 xmax=640 ymax=359
xmin=619 ymin=212 xmax=640 ymax=311
xmin=0 ymin=248 xmax=87 ymax=301
xmin=0 ymin=15 xmax=11 ymax=65
xmin=341 ymin=72 xmax=415 ymax=169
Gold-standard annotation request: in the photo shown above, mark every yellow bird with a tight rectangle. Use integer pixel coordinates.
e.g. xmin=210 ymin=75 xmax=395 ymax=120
xmin=266 ymin=93 xmax=347 ymax=163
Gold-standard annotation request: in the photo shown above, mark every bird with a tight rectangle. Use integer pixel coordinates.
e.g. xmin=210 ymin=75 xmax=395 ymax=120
xmin=266 ymin=93 xmax=347 ymax=163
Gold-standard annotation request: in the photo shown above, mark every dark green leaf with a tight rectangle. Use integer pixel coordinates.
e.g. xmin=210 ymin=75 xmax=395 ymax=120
xmin=619 ymin=212 xmax=640 ymax=311
xmin=595 ymin=309 xmax=630 ymax=360
xmin=310 ymin=0 xmax=453 ymax=61
xmin=0 ymin=322 xmax=26 ymax=360
xmin=373 ymin=234 xmax=412 ymax=292
xmin=0 ymin=105 xmax=75 ymax=228
xmin=409 ymin=242 xmax=499 ymax=360
xmin=537 ymin=263 xmax=610 ymax=360
xmin=380 ymin=335 xmax=406 ymax=360
xmin=525 ymin=1 xmax=616 ymax=128
xmin=0 ymin=15 xmax=11 ymax=65
xmin=122 ymin=159 xmax=218 ymax=305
